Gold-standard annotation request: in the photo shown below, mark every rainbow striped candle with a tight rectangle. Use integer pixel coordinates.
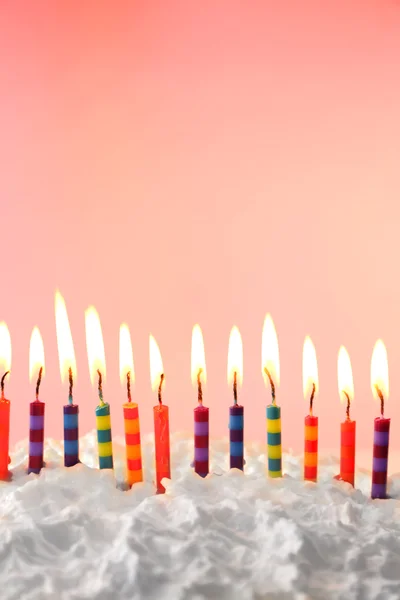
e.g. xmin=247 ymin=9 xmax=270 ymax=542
xmin=64 ymin=404 xmax=79 ymax=467
xmin=303 ymin=336 xmax=319 ymax=482
xmin=262 ymin=314 xmax=282 ymax=478
xmin=229 ymin=403 xmax=244 ymax=470
xmin=28 ymin=399 xmax=45 ymax=474
xmin=370 ymin=339 xmax=390 ymax=499
xmin=266 ymin=403 xmax=281 ymax=477
xmin=96 ymin=391 xmax=113 ymax=470
xmin=304 ymin=414 xmax=318 ymax=481
xmin=194 ymin=405 xmax=209 ymax=477
xmin=227 ymin=326 xmax=244 ymax=472
xmin=124 ymin=401 xmax=143 ymax=486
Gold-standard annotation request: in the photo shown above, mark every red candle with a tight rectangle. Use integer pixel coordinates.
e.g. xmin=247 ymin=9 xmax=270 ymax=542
xmin=153 ymin=398 xmax=170 ymax=493
xmin=0 ymin=372 xmax=11 ymax=480
xmin=150 ymin=335 xmax=171 ymax=494
xmin=337 ymin=347 xmax=356 ymax=486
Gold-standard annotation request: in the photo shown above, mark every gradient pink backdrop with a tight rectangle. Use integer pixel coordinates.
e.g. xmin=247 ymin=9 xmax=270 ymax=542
xmin=1 ymin=1 xmax=400 ymax=453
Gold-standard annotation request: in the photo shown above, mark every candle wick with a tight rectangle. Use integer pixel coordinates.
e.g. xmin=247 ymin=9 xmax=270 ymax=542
xmin=375 ymin=384 xmax=384 ymax=418
xmin=158 ymin=373 xmax=164 ymax=405
xmin=264 ymin=367 xmax=276 ymax=406
xmin=309 ymin=382 xmax=315 ymax=417
xmin=35 ymin=366 xmax=43 ymax=401
xmin=197 ymin=368 xmax=203 ymax=406
xmin=127 ymin=371 xmax=132 ymax=402
xmin=343 ymin=391 xmax=350 ymax=421
xmin=68 ymin=367 xmax=73 ymax=406
xmin=1 ymin=371 xmax=9 ymax=400
xmin=233 ymin=371 xmax=238 ymax=405
xmin=97 ymin=369 xmax=104 ymax=406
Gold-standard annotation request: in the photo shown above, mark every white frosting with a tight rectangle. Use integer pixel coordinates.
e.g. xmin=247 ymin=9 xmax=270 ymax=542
xmin=1 ymin=432 xmax=399 ymax=599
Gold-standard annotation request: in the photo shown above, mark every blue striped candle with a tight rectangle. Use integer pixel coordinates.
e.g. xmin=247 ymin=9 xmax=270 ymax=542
xmin=266 ymin=404 xmax=282 ymax=477
xmin=64 ymin=404 xmax=79 ymax=467
xmin=229 ymin=405 xmax=244 ymax=470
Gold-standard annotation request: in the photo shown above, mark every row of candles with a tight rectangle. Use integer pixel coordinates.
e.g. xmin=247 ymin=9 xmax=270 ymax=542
xmin=0 ymin=291 xmax=391 ymax=499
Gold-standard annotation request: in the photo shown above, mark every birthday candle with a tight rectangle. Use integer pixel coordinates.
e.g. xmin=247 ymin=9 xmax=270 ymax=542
xmin=337 ymin=347 xmax=356 ymax=486
xmin=28 ymin=327 xmax=46 ymax=475
xmin=303 ymin=336 xmax=319 ymax=482
xmin=371 ymin=340 xmax=390 ymax=500
xmin=227 ymin=326 xmax=244 ymax=471
xmin=55 ymin=291 xmax=79 ymax=467
xmin=262 ymin=314 xmax=282 ymax=478
xmin=120 ymin=324 xmax=143 ymax=487
xmin=85 ymin=307 xmax=113 ymax=470
xmin=191 ymin=325 xmax=209 ymax=477
xmin=150 ymin=335 xmax=170 ymax=493
xmin=0 ymin=322 xmax=11 ymax=480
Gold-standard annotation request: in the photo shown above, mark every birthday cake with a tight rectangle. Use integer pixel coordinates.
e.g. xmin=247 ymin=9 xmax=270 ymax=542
xmin=0 ymin=432 xmax=399 ymax=600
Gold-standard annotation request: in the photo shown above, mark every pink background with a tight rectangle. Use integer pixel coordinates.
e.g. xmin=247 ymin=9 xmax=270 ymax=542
xmin=1 ymin=1 xmax=400 ymax=452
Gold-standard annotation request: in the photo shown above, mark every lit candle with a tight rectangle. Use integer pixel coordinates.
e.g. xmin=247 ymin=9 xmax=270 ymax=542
xmin=191 ymin=324 xmax=209 ymax=477
xmin=150 ymin=335 xmax=170 ymax=493
xmin=262 ymin=314 xmax=282 ymax=478
xmin=371 ymin=339 xmax=390 ymax=499
xmin=28 ymin=327 xmax=46 ymax=474
xmin=0 ymin=322 xmax=11 ymax=480
xmin=55 ymin=291 xmax=79 ymax=467
xmin=303 ymin=336 xmax=319 ymax=482
xmin=337 ymin=346 xmax=356 ymax=486
xmin=85 ymin=307 xmax=113 ymax=470
xmin=120 ymin=324 xmax=143 ymax=487
xmin=227 ymin=326 xmax=244 ymax=471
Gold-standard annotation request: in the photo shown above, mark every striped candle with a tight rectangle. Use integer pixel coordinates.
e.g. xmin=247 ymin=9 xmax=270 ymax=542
xmin=371 ymin=417 xmax=390 ymax=499
xmin=96 ymin=401 xmax=113 ymax=470
xmin=229 ymin=404 xmax=243 ymax=470
xmin=304 ymin=414 xmax=318 ymax=481
xmin=194 ymin=405 xmax=209 ymax=477
xmin=267 ymin=404 xmax=281 ymax=477
xmin=28 ymin=400 xmax=45 ymax=474
xmin=64 ymin=404 xmax=79 ymax=467
xmin=124 ymin=402 xmax=143 ymax=486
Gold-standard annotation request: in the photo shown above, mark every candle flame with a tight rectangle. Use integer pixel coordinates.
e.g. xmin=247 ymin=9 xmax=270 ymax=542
xmin=302 ymin=336 xmax=319 ymax=400
xmin=55 ymin=291 xmax=77 ymax=383
xmin=149 ymin=335 xmax=164 ymax=391
xmin=371 ymin=339 xmax=389 ymax=402
xmin=119 ymin=323 xmax=134 ymax=384
xmin=191 ymin=324 xmax=207 ymax=386
xmin=29 ymin=327 xmax=45 ymax=382
xmin=337 ymin=346 xmax=354 ymax=403
xmin=261 ymin=314 xmax=280 ymax=388
xmin=0 ymin=322 xmax=11 ymax=376
xmin=85 ymin=306 xmax=106 ymax=386
xmin=227 ymin=326 xmax=243 ymax=386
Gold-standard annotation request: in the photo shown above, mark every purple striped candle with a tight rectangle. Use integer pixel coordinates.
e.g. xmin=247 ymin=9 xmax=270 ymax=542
xmin=371 ymin=417 xmax=390 ymax=499
xmin=28 ymin=400 xmax=45 ymax=474
xmin=194 ymin=405 xmax=209 ymax=477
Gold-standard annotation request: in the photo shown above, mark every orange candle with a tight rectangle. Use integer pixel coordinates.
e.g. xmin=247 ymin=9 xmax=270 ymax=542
xmin=150 ymin=335 xmax=170 ymax=494
xmin=337 ymin=347 xmax=356 ymax=486
xmin=120 ymin=324 xmax=143 ymax=487
xmin=303 ymin=336 xmax=319 ymax=482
